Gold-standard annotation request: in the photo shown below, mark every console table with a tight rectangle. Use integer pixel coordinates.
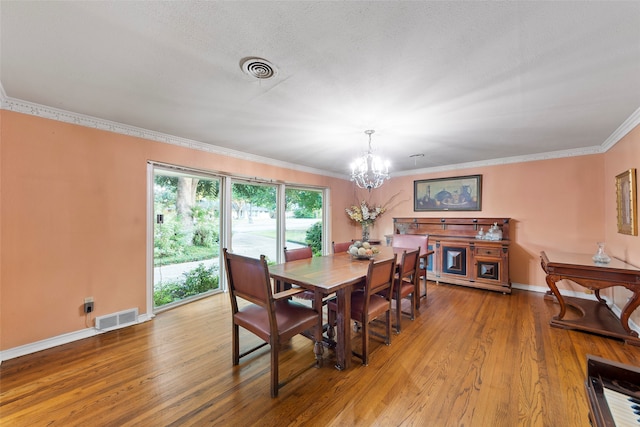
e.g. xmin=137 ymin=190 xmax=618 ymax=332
xmin=540 ymin=250 xmax=640 ymax=346
xmin=393 ymin=217 xmax=511 ymax=293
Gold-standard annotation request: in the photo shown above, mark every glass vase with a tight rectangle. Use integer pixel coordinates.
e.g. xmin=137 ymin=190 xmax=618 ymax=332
xmin=361 ymin=223 xmax=370 ymax=242
xmin=592 ymin=242 xmax=611 ymax=264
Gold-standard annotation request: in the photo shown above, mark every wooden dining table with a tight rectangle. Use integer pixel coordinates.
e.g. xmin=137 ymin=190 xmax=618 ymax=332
xmin=269 ymin=246 xmax=413 ymax=370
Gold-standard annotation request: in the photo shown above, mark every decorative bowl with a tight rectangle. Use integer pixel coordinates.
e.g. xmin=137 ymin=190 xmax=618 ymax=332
xmin=348 ymin=241 xmax=379 ymax=260
xmin=351 ymin=253 xmax=376 ymax=260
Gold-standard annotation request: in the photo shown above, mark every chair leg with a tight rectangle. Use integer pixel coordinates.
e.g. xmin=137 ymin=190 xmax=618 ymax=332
xmin=232 ymin=324 xmax=240 ymax=365
xmin=361 ymin=317 xmax=369 ymax=366
xmin=271 ymin=340 xmax=279 ymax=398
xmin=410 ymin=292 xmax=416 ymax=320
xmin=385 ymin=310 xmax=392 ymax=345
xmin=395 ymin=295 xmax=402 ymax=333
xmin=417 ymin=274 xmax=427 ymax=308
xmin=411 ymin=282 xmax=418 ymax=320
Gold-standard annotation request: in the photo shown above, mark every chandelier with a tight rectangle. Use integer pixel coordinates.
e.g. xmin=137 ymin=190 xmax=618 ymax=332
xmin=350 ymin=130 xmax=390 ymax=191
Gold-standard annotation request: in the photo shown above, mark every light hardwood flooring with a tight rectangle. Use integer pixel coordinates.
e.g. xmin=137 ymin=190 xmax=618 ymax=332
xmin=3 ymin=282 xmax=640 ymax=426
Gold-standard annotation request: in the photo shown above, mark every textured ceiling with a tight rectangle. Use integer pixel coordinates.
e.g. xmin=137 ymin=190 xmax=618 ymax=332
xmin=1 ymin=1 xmax=639 ymax=177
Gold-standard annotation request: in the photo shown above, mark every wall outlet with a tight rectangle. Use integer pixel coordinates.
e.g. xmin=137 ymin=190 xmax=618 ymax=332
xmin=84 ymin=297 xmax=94 ymax=314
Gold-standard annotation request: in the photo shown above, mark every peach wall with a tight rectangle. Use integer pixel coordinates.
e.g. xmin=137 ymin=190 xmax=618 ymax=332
xmin=359 ymin=155 xmax=606 ymax=291
xmin=2 ymin=109 xmax=637 ymax=353
xmin=604 ymin=125 xmax=640 ymax=310
xmin=0 ymin=111 xmax=352 ymax=350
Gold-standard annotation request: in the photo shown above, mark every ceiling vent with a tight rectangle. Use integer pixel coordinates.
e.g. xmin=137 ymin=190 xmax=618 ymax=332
xmin=240 ymin=57 xmax=277 ymax=79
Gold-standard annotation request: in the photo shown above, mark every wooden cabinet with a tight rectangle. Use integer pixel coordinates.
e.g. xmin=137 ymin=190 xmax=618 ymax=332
xmin=393 ymin=217 xmax=511 ymax=294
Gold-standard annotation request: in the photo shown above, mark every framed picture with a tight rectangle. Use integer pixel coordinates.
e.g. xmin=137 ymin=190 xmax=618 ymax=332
xmin=616 ymin=168 xmax=637 ymax=236
xmin=414 ymin=174 xmax=482 ymax=211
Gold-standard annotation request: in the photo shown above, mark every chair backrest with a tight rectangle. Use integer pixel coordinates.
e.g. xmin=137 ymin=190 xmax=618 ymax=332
xmin=392 ymin=234 xmax=429 ymax=255
xmin=283 ymin=245 xmax=313 ymax=262
xmin=399 ymin=248 xmax=420 ymax=282
xmin=332 ymin=241 xmax=352 ymax=253
xmin=365 ymin=255 xmax=397 ymax=297
xmin=223 ymin=248 xmax=273 ymax=313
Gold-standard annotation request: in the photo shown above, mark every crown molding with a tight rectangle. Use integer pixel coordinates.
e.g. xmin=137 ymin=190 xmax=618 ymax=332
xmin=2 ymin=94 xmax=637 ymax=180
xmin=393 ymin=145 xmax=605 ymax=177
xmin=0 ymin=95 xmax=344 ymax=180
xmin=601 ymin=106 xmax=640 ymax=151
xmin=395 ymin=107 xmax=640 ymax=177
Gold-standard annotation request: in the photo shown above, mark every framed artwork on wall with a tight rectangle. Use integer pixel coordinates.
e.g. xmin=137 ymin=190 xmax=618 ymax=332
xmin=414 ymin=174 xmax=482 ymax=211
xmin=616 ymin=168 xmax=637 ymax=236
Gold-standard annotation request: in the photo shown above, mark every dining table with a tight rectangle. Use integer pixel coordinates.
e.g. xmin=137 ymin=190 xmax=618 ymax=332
xmin=269 ymin=246 xmax=416 ymax=370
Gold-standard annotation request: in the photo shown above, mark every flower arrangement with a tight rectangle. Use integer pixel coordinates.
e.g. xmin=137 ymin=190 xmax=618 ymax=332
xmin=345 ymin=192 xmax=402 ymax=226
xmin=345 ymin=201 xmax=386 ymax=226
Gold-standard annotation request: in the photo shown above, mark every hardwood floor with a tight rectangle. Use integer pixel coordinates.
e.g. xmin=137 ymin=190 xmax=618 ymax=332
xmin=3 ymin=283 xmax=640 ymax=426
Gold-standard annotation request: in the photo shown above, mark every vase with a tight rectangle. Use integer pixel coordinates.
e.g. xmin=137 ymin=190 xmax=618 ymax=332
xmin=361 ymin=223 xmax=370 ymax=242
xmin=592 ymin=242 xmax=611 ymax=264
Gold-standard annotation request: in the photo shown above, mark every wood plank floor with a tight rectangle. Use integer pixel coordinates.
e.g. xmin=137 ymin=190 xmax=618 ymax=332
xmin=3 ymin=282 xmax=640 ymax=426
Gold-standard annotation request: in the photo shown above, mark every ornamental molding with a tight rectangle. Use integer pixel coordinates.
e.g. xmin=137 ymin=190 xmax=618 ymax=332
xmin=1 ymin=93 xmax=638 ymax=180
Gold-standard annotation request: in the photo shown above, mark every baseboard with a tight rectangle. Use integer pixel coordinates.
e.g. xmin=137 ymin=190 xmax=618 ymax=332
xmin=0 ymin=313 xmax=154 ymax=364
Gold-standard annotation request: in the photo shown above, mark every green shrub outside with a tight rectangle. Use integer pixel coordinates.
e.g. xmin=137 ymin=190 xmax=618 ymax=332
xmin=305 ymin=221 xmax=322 ymax=256
xmin=154 ymin=263 xmax=219 ymax=306
xmin=191 ymin=205 xmax=219 ymax=247
xmin=154 ymin=219 xmax=186 ymax=259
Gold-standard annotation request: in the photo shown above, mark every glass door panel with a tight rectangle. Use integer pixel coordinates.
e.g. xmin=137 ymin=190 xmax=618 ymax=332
xmin=153 ymin=168 xmax=221 ymax=310
xmin=285 ymin=188 xmax=323 ymax=256
xmin=230 ymin=182 xmax=277 ymax=262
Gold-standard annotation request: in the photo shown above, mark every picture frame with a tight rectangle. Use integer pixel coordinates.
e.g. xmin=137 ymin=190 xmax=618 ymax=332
xmin=616 ymin=168 xmax=637 ymax=236
xmin=414 ymin=174 xmax=482 ymax=211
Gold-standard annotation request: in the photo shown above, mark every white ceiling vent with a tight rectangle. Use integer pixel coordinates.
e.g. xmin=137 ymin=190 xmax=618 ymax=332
xmin=240 ymin=57 xmax=277 ymax=79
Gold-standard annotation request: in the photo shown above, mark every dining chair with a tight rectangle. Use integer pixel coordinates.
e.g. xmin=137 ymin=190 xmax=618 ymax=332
xmin=283 ymin=245 xmax=317 ymax=305
xmin=332 ymin=241 xmax=352 ymax=254
xmin=327 ymin=255 xmax=397 ymax=366
xmin=223 ymin=248 xmax=322 ymax=398
xmin=391 ymin=234 xmax=430 ymax=306
xmin=379 ymin=248 xmax=420 ymax=333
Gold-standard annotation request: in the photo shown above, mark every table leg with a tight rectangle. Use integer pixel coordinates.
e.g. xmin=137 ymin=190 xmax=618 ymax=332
xmin=545 ymin=274 xmax=567 ymax=319
xmin=620 ymin=290 xmax=640 ymax=338
xmin=335 ymin=285 xmax=352 ymax=371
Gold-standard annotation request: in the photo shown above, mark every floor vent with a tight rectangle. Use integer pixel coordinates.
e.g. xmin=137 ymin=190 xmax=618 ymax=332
xmin=95 ymin=308 xmax=139 ymax=331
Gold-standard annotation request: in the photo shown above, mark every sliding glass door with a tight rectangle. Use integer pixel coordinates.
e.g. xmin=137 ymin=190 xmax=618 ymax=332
xmin=149 ymin=164 xmax=328 ymax=311
xmin=153 ymin=167 xmax=221 ymax=311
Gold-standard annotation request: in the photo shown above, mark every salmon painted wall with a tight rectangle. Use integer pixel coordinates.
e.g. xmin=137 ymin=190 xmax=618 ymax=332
xmin=603 ymin=125 xmax=640 ymax=310
xmin=357 ymin=155 xmax=606 ymax=291
xmin=0 ymin=111 xmax=353 ymax=350
xmin=1 ymin=109 xmax=637 ymax=353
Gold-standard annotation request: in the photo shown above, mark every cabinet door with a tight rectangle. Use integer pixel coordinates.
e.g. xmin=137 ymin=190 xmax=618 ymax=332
xmin=472 ymin=244 xmax=509 ymax=287
xmin=475 ymin=258 xmax=500 ymax=281
xmin=441 ymin=244 xmax=468 ymax=278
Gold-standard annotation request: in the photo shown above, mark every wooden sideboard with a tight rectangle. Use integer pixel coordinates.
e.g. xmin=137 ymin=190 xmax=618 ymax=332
xmin=393 ymin=217 xmax=511 ymax=294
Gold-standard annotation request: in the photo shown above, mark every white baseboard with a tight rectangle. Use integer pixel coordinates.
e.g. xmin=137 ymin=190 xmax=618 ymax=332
xmin=0 ymin=313 xmax=154 ymax=364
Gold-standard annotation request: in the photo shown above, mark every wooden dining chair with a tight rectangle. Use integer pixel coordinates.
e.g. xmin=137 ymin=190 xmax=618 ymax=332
xmin=392 ymin=234 xmax=430 ymax=306
xmin=327 ymin=255 xmax=397 ymax=366
xmin=379 ymin=248 xmax=420 ymax=333
xmin=283 ymin=245 xmax=317 ymax=305
xmin=332 ymin=241 xmax=352 ymax=254
xmin=223 ymin=248 xmax=323 ymax=398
